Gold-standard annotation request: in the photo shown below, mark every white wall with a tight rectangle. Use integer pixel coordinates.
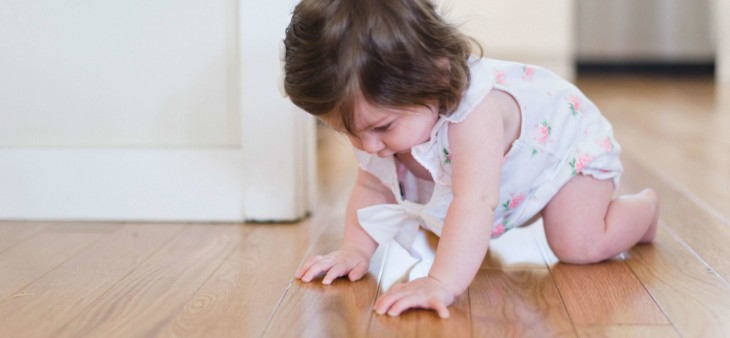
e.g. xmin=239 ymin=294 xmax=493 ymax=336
xmin=0 ymin=0 xmax=239 ymax=147
xmin=0 ymin=0 xmax=314 ymax=222
xmin=442 ymin=0 xmax=575 ymax=79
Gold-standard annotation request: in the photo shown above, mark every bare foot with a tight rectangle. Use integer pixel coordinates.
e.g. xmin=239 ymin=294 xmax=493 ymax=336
xmin=639 ymin=189 xmax=659 ymax=243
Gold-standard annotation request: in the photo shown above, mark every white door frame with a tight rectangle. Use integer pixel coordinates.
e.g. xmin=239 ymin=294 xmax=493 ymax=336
xmin=240 ymin=0 xmax=316 ymax=222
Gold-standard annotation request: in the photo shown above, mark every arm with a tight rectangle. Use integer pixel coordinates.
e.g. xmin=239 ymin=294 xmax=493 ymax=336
xmin=342 ymin=167 xmax=396 ymax=257
xmin=429 ymin=91 xmax=503 ymax=294
xmin=374 ymin=91 xmax=505 ymax=317
xmin=296 ymin=168 xmax=395 ymax=284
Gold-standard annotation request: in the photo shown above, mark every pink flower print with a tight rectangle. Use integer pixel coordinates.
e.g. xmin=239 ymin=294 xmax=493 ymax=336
xmin=597 ymin=136 xmax=614 ymax=152
xmin=522 ymin=65 xmax=535 ymax=81
xmin=534 ymin=120 xmax=552 ymax=144
xmin=495 ymin=70 xmax=507 ymax=86
xmin=569 ymin=153 xmax=593 ymax=175
xmin=502 ymin=193 xmax=526 ymax=212
xmin=491 ymin=223 xmax=506 ymax=237
xmin=509 ymin=194 xmax=525 ymax=209
xmin=567 ymin=95 xmax=585 ymax=116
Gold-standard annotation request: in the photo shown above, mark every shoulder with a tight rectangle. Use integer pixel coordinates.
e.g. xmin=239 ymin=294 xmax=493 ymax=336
xmin=441 ymin=57 xmax=497 ymax=124
xmin=448 ymin=90 xmax=505 ymax=145
xmin=446 ymin=89 xmax=505 ymax=205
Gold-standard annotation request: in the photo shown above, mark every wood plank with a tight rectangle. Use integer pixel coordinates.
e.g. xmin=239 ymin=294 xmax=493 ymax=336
xmin=263 ymin=214 xmax=381 ymax=338
xmin=530 ymin=221 xmax=668 ymax=325
xmin=575 ymin=324 xmax=680 ymax=338
xmin=0 ymin=222 xmax=48 ymax=253
xmin=470 ymin=269 xmax=576 ymax=338
xmin=157 ymin=208 xmax=339 ymax=338
xmin=623 ymin=224 xmax=730 ymax=337
xmin=550 ymin=261 xmax=668 ymax=325
xmin=0 ymin=224 xmax=184 ymax=338
xmin=0 ymin=223 xmax=115 ymax=301
xmin=52 ymin=224 xmax=242 ymax=338
xmin=619 ymin=155 xmax=730 ymax=283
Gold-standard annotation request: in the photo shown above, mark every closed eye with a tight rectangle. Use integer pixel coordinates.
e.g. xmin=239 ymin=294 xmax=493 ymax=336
xmin=373 ymin=123 xmax=391 ymax=133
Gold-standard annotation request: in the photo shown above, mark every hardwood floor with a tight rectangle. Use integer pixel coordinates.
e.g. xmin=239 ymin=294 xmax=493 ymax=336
xmin=1 ymin=74 xmax=729 ymax=337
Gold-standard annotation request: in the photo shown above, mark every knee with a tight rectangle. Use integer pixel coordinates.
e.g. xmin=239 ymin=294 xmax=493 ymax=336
xmin=548 ymin=237 xmax=612 ymax=265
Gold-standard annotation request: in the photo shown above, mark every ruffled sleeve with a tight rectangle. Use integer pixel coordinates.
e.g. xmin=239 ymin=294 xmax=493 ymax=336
xmin=410 ymin=57 xmax=496 ymax=186
xmin=441 ymin=57 xmax=495 ymax=123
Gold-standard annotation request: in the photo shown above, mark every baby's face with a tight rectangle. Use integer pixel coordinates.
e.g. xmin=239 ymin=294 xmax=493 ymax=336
xmin=322 ymin=101 xmax=438 ymax=158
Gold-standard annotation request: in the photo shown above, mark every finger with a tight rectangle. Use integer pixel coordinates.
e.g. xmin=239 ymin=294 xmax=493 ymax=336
xmin=295 ymin=255 xmax=325 ymax=279
xmin=322 ymin=263 xmax=349 ymax=285
xmin=386 ymin=294 xmax=425 ymax=317
xmin=373 ymin=287 xmax=415 ymax=315
xmin=374 ymin=292 xmax=398 ymax=315
xmin=300 ymin=259 xmax=336 ymax=282
xmin=348 ymin=261 xmax=368 ymax=281
xmin=429 ymin=299 xmax=451 ymax=319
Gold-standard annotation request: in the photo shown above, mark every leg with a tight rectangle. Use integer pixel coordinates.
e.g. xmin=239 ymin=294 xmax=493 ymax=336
xmin=542 ymin=175 xmax=659 ymax=265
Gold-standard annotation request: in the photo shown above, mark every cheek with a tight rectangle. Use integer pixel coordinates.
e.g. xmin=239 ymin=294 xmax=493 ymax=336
xmin=347 ymin=134 xmax=364 ymax=149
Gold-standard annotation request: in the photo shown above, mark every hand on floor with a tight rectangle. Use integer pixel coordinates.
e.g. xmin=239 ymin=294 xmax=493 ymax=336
xmin=373 ymin=276 xmax=455 ymax=318
xmin=295 ymin=248 xmax=370 ymax=284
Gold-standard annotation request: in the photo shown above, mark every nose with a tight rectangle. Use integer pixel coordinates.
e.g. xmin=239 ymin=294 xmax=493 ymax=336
xmin=359 ymin=133 xmax=385 ymax=154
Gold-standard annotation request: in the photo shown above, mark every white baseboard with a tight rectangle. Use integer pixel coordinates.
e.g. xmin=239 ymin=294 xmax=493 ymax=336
xmin=0 ymin=148 xmax=244 ymax=222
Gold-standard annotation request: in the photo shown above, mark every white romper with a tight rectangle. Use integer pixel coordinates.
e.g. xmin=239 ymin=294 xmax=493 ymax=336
xmin=354 ymin=58 xmax=622 ymax=259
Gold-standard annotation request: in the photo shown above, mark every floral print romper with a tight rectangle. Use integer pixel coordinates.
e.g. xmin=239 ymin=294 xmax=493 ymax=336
xmin=353 ymin=58 xmax=622 ymax=258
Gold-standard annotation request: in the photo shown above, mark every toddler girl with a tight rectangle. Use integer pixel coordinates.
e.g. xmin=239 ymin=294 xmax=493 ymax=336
xmin=284 ymin=0 xmax=659 ymax=318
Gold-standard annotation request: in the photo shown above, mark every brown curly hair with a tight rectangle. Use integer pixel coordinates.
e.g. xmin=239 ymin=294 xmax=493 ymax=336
xmin=283 ymin=0 xmax=479 ymax=134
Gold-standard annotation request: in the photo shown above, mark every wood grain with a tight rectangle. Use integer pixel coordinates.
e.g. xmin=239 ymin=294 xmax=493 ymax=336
xmin=264 ymin=213 xmax=380 ymax=338
xmin=0 ymin=223 xmax=115 ymax=301
xmin=575 ymin=324 xmax=680 ymax=338
xmin=530 ymin=220 xmax=668 ymax=325
xmin=550 ymin=261 xmax=668 ymax=325
xmin=158 ymin=211 xmax=340 ymax=338
xmin=623 ymin=224 xmax=730 ymax=337
xmin=0 ymin=222 xmax=48 ymax=254
xmin=469 ymin=269 xmax=576 ymax=338
xmin=0 ymin=224 xmax=184 ymax=338
xmin=52 ymin=224 xmax=242 ymax=338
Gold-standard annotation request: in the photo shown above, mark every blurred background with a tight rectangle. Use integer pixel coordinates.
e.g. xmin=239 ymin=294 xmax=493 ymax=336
xmin=0 ymin=0 xmax=727 ymax=222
